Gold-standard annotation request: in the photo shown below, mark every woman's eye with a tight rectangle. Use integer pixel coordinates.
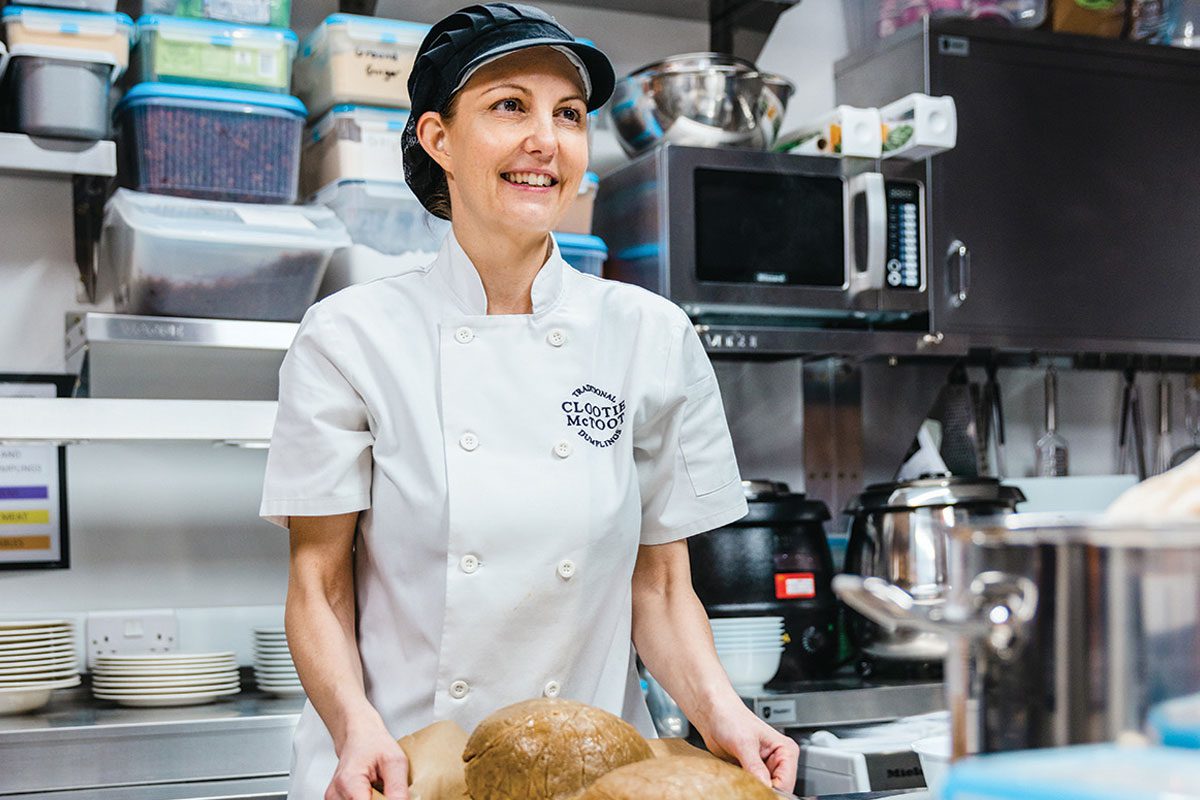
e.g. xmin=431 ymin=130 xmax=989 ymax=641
xmin=494 ymin=99 xmax=521 ymax=112
xmin=559 ymin=107 xmax=583 ymax=123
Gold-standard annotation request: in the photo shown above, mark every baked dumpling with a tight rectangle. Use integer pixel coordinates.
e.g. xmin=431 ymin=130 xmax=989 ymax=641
xmin=579 ymin=755 xmax=777 ymax=800
xmin=462 ymin=698 xmax=654 ymax=800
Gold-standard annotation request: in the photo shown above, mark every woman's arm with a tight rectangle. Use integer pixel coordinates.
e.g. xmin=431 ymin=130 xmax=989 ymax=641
xmin=287 ymin=513 xmax=409 ymax=800
xmin=631 ymin=540 xmax=799 ymax=792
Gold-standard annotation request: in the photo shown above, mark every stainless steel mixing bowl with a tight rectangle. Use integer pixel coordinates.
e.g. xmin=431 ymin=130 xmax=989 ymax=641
xmin=609 ymin=52 xmax=795 ymax=156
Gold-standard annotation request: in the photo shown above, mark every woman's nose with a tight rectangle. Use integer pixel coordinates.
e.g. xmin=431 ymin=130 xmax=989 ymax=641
xmin=523 ymin=113 xmax=558 ymax=156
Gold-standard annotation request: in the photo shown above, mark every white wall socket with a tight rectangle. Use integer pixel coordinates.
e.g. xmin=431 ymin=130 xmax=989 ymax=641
xmin=86 ymin=609 xmax=179 ymax=669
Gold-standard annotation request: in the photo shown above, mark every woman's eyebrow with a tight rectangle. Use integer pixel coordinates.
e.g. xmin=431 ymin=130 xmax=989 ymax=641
xmin=482 ymin=83 xmax=532 ymax=96
xmin=559 ymin=92 xmax=586 ymax=105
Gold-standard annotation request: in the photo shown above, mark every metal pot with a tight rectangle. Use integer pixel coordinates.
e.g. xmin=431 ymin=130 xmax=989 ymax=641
xmin=842 ymin=476 xmax=1025 ymax=672
xmin=610 ymin=52 xmax=794 ymax=156
xmin=835 ymin=515 xmax=1200 ymax=757
xmin=689 ymin=480 xmax=838 ymax=682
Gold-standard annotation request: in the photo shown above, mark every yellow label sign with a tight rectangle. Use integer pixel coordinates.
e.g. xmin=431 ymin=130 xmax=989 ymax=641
xmin=0 ymin=510 xmax=50 ymax=525
xmin=0 ymin=536 xmax=51 ymax=551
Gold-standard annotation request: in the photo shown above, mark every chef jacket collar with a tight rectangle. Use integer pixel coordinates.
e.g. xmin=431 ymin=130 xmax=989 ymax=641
xmin=440 ymin=230 xmax=566 ymax=317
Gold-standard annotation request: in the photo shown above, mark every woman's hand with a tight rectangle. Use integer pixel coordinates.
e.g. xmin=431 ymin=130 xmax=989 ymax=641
xmin=326 ymin=719 xmax=410 ymax=800
xmin=699 ymin=699 xmax=800 ymax=792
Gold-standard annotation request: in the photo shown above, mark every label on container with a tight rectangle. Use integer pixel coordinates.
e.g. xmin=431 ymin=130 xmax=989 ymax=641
xmin=362 ymin=129 xmax=406 ymax=177
xmin=774 ymin=572 xmax=816 ymax=600
xmin=234 ymin=207 xmax=318 ymax=231
xmin=203 ymin=0 xmax=271 ymax=25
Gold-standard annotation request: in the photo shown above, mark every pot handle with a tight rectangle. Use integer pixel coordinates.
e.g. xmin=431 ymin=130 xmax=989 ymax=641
xmin=832 ymin=575 xmax=950 ymax=635
xmin=969 ymin=571 xmax=1039 ymax=655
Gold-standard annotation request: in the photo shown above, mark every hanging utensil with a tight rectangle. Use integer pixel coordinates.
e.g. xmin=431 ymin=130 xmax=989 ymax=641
xmin=929 ymin=363 xmax=982 ymax=476
xmin=1155 ymin=375 xmax=1173 ymax=476
xmin=1036 ymin=366 xmax=1068 ymax=477
xmin=1170 ymin=374 xmax=1200 ymax=468
xmin=985 ymin=362 xmax=1007 ymax=478
xmin=1119 ymin=368 xmax=1148 ymax=481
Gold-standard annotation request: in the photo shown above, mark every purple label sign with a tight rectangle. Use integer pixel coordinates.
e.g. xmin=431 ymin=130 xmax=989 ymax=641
xmin=0 ymin=487 xmax=48 ymax=500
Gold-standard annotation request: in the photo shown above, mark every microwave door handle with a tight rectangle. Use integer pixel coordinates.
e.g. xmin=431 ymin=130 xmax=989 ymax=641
xmin=848 ymin=173 xmax=886 ymax=297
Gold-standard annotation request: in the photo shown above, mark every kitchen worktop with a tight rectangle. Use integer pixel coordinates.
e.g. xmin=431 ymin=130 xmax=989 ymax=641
xmin=0 ymin=675 xmax=302 ymax=796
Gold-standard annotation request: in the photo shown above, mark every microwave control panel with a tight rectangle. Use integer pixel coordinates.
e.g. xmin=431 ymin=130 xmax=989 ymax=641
xmin=885 ymin=181 xmax=924 ymax=290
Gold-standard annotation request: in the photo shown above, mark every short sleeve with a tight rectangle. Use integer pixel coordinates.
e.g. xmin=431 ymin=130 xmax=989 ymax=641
xmin=259 ymin=307 xmax=374 ymax=529
xmin=634 ymin=317 xmax=748 ymax=545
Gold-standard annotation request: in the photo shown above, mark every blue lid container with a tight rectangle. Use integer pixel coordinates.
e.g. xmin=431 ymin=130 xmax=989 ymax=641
xmin=943 ymin=745 xmax=1200 ymax=799
xmin=117 ymin=80 xmax=307 ymax=117
xmin=1149 ymin=693 xmax=1200 ymax=749
xmin=556 ymin=233 xmax=607 ymax=277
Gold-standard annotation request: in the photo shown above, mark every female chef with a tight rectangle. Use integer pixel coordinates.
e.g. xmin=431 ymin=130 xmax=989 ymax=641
xmin=260 ymin=4 xmax=799 ymax=799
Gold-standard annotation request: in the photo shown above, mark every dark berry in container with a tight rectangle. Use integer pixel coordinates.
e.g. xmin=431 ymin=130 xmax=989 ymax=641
xmin=115 ymin=82 xmax=306 ymax=204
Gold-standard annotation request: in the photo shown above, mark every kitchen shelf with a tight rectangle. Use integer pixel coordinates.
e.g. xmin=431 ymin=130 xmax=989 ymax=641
xmin=696 ymin=323 xmax=969 ymax=359
xmin=0 ymin=398 xmax=277 ymax=445
xmin=0 ymin=133 xmax=116 ymax=178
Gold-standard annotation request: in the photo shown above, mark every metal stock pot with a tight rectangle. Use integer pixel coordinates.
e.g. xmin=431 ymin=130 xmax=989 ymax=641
xmin=835 ymin=515 xmax=1200 ymax=757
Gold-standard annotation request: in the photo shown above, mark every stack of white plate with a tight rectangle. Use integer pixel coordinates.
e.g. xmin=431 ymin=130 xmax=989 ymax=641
xmin=710 ymin=616 xmax=785 ymax=695
xmin=254 ymin=627 xmax=303 ymax=697
xmin=0 ymin=619 xmax=81 ymax=715
xmin=91 ymin=652 xmax=240 ymax=707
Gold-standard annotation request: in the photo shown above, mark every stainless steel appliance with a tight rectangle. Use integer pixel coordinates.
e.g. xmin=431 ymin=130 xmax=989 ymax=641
xmin=688 ymin=480 xmax=839 ymax=682
xmin=835 ymin=517 xmax=1200 ymax=757
xmin=842 ymin=476 xmax=1024 ymax=675
xmin=593 ymin=145 xmax=927 ymax=324
xmin=837 ymin=19 xmax=1200 ymax=356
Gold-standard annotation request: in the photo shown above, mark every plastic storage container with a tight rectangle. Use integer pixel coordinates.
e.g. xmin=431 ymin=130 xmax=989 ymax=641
xmin=1 ymin=6 xmax=133 ymax=69
xmin=131 ymin=15 xmax=297 ymax=92
xmin=556 ymin=171 xmax=598 ymax=235
xmin=312 ymin=179 xmax=447 ymax=256
xmin=102 ymin=189 xmax=351 ymax=322
xmin=556 ymin=232 xmax=607 ymax=277
xmin=301 ymin=105 xmax=407 ymax=197
xmin=7 ymin=44 xmax=117 ymax=139
xmin=1149 ymin=692 xmax=1200 ymax=748
xmin=16 ymin=0 xmax=117 ymax=11
xmin=293 ymin=14 xmax=429 ymax=117
xmin=942 ymin=745 xmax=1200 ymax=799
xmin=115 ymin=82 xmax=306 ymax=204
xmin=129 ymin=0 xmax=290 ymax=27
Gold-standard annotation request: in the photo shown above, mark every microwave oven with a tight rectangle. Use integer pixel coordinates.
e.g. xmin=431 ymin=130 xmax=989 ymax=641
xmin=593 ymin=145 xmax=927 ymax=324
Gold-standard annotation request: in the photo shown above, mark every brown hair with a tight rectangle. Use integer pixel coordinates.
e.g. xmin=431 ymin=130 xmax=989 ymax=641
xmin=422 ymin=95 xmax=461 ymax=221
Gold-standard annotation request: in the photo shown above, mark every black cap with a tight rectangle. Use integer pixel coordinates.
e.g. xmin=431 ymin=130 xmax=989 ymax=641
xmin=402 ymin=3 xmax=615 ymax=219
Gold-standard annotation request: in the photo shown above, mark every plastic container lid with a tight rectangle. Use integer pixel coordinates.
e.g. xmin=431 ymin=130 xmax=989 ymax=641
xmin=942 ymin=745 xmax=1200 ymax=799
xmin=312 ymin=178 xmax=416 ymax=206
xmin=580 ymin=171 xmax=599 ymax=191
xmin=116 ymin=81 xmax=307 ymax=118
xmin=8 ymin=42 xmax=119 ymax=74
xmin=3 ymin=5 xmax=133 ymax=38
xmin=302 ymin=13 xmax=429 ymax=55
xmin=309 ymin=104 xmax=410 ymax=144
xmin=135 ymin=15 xmax=298 ymax=47
xmin=106 ymin=189 xmax=351 ymax=249
xmin=555 ymin=233 xmax=607 ymax=256
xmin=1149 ymin=693 xmax=1200 ymax=749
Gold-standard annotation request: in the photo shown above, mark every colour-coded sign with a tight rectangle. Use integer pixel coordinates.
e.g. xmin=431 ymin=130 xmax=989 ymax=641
xmin=0 ymin=379 xmax=68 ymax=569
xmin=774 ymin=572 xmax=817 ymax=600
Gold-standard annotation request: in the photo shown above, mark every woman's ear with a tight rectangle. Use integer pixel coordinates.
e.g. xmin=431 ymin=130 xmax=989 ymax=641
xmin=417 ymin=111 xmax=452 ymax=173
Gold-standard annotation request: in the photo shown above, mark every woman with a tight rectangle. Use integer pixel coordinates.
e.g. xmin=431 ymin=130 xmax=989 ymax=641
xmin=260 ymin=5 xmax=799 ymax=799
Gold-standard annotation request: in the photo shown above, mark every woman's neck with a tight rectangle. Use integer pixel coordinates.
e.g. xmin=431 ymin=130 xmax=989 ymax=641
xmin=452 ymin=217 xmax=551 ymax=315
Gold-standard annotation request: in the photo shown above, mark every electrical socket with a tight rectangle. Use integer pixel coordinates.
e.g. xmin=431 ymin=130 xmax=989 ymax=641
xmin=86 ymin=609 xmax=178 ymax=669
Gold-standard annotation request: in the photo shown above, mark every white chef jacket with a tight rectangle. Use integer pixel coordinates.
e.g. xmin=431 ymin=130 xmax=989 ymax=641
xmin=259 ymin=231 xmax=747 ymax=800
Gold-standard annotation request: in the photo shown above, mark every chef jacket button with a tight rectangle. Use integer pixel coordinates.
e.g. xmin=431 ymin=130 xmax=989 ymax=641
xmin=449 ymin=680 xmax=470 ymax=699
xmin=459 ymin=432 xmax=479 ymax=451
xmin=543 ymin=680 xmax=561 ymax=698
xmin=547 ymin=329 xmax=567 ymax=348
xmin=553 ymin=440 xmax=573 ymax=459
xmin=460 ymin=554 xmax=479 ymax=574
xmin=455 ymin=326 xmax=474 ymax=344
xmin=557 ymin=559 xmax=576 ymax=580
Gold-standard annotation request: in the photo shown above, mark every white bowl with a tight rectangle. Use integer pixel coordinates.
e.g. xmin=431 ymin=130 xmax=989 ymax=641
xmin=712 ymin=632 xmax=783 ymax=642
xmin=913 ymin=735 xmax=951 ymax=796
xmin=709 ymin=616 xmax=783 ymax=625
xmin=0 ymin=686 xmax=52 ymax=715
xmin=717 ymin=647 xmax=782 ymax=690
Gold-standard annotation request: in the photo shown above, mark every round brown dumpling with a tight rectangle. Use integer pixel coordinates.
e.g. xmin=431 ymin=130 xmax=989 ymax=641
xmin=578 ymin=755 xmax=777 ymax=800
xmin=462 ymin=698 xmax=654 ymax=800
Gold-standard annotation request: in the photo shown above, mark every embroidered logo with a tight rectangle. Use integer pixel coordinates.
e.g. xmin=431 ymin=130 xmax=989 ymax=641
xmin=562 ymin=384 xmax=626 ymax=448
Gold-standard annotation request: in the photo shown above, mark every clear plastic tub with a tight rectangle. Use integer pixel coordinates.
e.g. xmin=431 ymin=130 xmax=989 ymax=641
xmin=17 ymin=0 xmax=117 ymax=11
xmin=115 ymin=82 xmax=306 ymax=204
xmin=102 ymin=189 xmax=351 ymax=322
xmin=1 ymin=6 xmax=132 ymax=69
xmin=131 ymin=15 xmax=298 ymax=92
xmin=556 ymin=171 xmax=598 ymax=235
xmin=8 ymin=44 xmax=117 ymax=139
xmin=293 ymin=14 xmax=430 ymax=117
xmin=312 ymin=179 xmax=447 ymax=256
xmin=301 ymin=105 xmax=408 ymax=197
xmin=129 ymin=0 xmax=290 ymax=27
xmin=556 ymin=232 xmax=607 ymax=277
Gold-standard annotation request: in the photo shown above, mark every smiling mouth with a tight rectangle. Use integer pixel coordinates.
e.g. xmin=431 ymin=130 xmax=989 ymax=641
xmin=502 ymin=172 xmax=558 ymax=187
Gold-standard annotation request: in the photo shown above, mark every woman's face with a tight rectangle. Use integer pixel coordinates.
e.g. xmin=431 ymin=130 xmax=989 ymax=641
xmin=420 ymin=47 xmax=589 ymax=237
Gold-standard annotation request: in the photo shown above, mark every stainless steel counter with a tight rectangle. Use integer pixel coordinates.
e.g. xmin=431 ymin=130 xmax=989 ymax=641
xmin=743 ymin=675 xmax=945 ymax=729
xmin=0 ymin=677 xmax=302 ymax=797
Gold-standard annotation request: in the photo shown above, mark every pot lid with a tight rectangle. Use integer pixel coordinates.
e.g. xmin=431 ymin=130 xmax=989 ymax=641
xmin=742 ymin=479 xmax=790 ymax=499
xmin=849 ymin=475 xmax=1026 ymax=512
